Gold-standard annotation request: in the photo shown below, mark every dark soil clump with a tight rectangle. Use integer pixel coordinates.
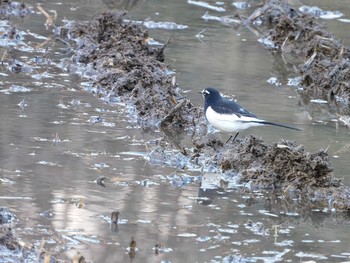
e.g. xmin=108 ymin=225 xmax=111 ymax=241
xmin=247 ymin=0 xmax=350 ymax=123
xmin=213 ymin=136 xmax=350 ymax=210
xmin=219 ymin=136 xmax=335 ymax=189
xmin=64 ymin=11 xmax=197 ymax=130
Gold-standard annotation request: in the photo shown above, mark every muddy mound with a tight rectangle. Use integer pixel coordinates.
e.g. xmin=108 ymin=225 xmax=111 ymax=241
xmin=64 ymin=11 xmax=197 ymax=129
xmin=196 ymin=136 xmax=350 ymax=211
xmin=247 ymin=0 xmax=350 ymax=123
xmin=218 ymin=136 xmax=335 ymax=189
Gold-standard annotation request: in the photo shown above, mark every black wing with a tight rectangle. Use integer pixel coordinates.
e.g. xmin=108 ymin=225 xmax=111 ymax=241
xmin=211 ymin=97 xmax=258 ymax=118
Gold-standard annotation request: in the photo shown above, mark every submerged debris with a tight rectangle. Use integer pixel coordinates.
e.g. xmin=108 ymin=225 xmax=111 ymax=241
xmin=0 ymin=1 xmax=32 ymax=19
xmin=72 ymin=252 xmax=86 ymax=263
xmin=111 ymin=211 xmax=120 ymax=224
xmin=0 ymin=208 xmax=25 ymax=261
xmin=0 ymin=207 xmax=15 ymax=224
xmin=128 ymin=236 xmax=137 ymax=259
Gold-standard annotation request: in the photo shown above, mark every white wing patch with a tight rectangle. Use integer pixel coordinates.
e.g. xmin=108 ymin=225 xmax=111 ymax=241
xmin=206 ymin=106 xmax=265 ymax=132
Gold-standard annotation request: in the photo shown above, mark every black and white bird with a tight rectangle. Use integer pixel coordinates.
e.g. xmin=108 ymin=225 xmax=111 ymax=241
xmin=200 ymin=87 xmax=301 ymax=142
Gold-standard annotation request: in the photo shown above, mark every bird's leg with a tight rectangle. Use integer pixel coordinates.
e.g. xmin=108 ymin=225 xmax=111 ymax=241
xmin=225 ymin=132 xmax=239 ymax=144
xmin=232 ymin=132 xmax=239 ymax=142
xmin=225 ymin=135 xmax=232 ymax=144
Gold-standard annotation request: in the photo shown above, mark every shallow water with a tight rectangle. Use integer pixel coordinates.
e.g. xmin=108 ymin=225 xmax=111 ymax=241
xmin=1 ymin=0 xmax=350 ymax=262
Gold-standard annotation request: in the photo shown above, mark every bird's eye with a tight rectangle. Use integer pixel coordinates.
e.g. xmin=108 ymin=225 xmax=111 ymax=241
xmin=204 ymin=90 xmax=210 ymax=95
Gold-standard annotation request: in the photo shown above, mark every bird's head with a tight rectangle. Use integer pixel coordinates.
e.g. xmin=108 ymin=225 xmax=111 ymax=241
xmin=199 ymin=87 xmax=221 ymax=99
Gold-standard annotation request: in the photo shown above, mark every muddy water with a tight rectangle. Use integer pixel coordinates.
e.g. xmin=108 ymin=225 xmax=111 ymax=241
xmin=1 ymin=0 xmax=350 ymax=262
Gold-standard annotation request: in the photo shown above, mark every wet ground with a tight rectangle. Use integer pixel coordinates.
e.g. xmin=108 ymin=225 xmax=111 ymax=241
xmin=1 ymin=0 xmax=350 ymax=262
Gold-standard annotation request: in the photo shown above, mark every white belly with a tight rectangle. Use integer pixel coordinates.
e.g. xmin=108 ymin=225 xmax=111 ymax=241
xmin=206 ymin=106 xmax=265 ymax=133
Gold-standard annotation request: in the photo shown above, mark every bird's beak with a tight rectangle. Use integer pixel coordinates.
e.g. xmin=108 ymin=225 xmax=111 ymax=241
xmin=199 ymin=90 xmax=204 ymax=95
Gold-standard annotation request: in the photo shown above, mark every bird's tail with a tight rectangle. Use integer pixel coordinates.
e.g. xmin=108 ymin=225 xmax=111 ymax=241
xmin=251 ymin=121 xmax=302 ymax=131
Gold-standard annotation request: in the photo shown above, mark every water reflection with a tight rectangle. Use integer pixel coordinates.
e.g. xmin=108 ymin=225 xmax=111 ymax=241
xmin=101 ymin=0 xmax=140 ymax=10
